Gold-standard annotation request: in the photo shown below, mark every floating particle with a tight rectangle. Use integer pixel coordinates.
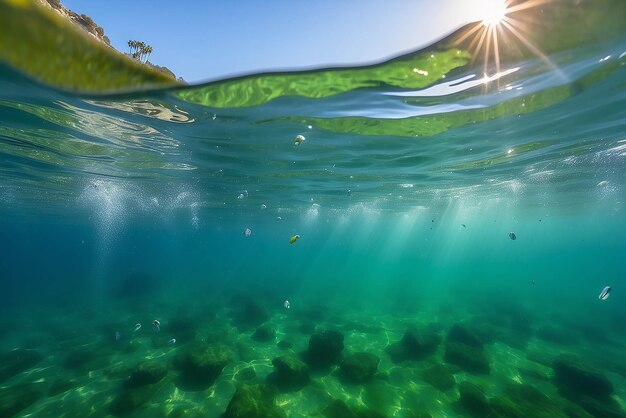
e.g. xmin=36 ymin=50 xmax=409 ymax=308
xmin=167 ymin=338 xmax=176 ymax=345
xmin=294 ymin=135 xmax=305 ymax=146
xmin=347 ymin=189 xmax=352 ymax=197
xmin=276 ymin=216 xmax=283 ymax=222
xmin=289 ymin=234 xmax=300 ymax=244
xmin=461 ymin=224 xmax=466 ymax=228
xmin=509 ymin=232 xmax=517 ymax=240
xmin=597 ymin=180 xmax=609 ymax=187
xmin=284 ymin=300 xmax=290 ymax=309
xmin=152 ymin=320 xmax=161 ymax=333
xmin=599 ymin=286 xmax=611 ymax=301
xmin=260 ymin=204 xmax=267 ymax=210
xmin=244 ymin=228 xmax=252 ymax=237
xmin=133 ymin=323 xmax=141 ymax=332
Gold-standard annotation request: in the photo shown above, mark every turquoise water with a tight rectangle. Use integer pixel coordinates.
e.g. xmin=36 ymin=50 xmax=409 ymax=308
xmin=1 ymin=15 xmax=626 ymax=418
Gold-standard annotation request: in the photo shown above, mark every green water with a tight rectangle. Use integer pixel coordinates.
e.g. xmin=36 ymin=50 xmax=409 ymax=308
xmin=1 ymin=1 xmax=626 ymax=417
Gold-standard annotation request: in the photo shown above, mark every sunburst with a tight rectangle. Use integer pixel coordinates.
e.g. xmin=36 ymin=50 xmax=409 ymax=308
xmin=454 ymin=0 xmax=557 ymax=84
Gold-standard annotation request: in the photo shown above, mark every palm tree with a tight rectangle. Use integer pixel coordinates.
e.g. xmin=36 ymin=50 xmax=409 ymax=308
xmin=127 ymin=40 xmax=154 ymax=63
xmin=143 ymin=45 xmax=153 ymax=63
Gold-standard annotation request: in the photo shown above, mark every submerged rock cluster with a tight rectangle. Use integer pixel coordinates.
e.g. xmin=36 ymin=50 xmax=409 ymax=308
xmin=1 ymin=294 xmax=625 ymax=418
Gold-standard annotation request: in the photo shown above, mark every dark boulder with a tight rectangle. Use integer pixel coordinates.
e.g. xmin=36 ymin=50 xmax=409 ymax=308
xmin=457 ymin=381 xmax=490 ymax=417
xmin=422 ymin=364 xmax=455 ymax=392
xmin=232 ymin=298 xmax=270 ymax=328
xmin=444 ymin=342 xmax=489 ymax=374
xmin=223 ymin=384 xmax=286 ymax=418
xmin=126 ymin=361 xmax=168 ymax=388
xmin=553 ymin=357 xmax=613 ymax=400
xmin=306 ymin=330 xmax=344 ymax=368
xmin=386 ymin=330 xmax=441 ymax=363
xmin=447 ymin=325 xmax=483 ymax=348
xmin=252 ymin=324 xmax=276 ymax=343
xmin=267 ymin=355 xmax=310 ymax=391
xmin=109 ymin=384 xmax=161 ymax=417
xmin=340 ymin=352 xmax=379 ymax=384
xmin=173 ymin=344 xmax=231 ymax=391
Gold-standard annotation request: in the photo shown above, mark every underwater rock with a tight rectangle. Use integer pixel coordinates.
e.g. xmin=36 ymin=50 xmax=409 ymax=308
xmin=47 ymin=377 xmax=78 ymax=396
xmin=235 ymin=366 xmax=256 ymax=381
xmin=422 ymin=363 xmax=455 ymax=392
xmin=306 ymin=330 xmax=344 ymax=368
xmin=386 ymin=329 xmax=441 ymax=363
xmin=340 ymin=352 xmax=380 ymax=384
xmin=252 ymin=324 xmax=276 ymax=342
xmin=457 ymin=381 xmax=490 ymax=417
xmin=489 ymin=383 xmax=569 ymax=418
xmin=267 ymin=355 xmax=310 ymax=391
xmin=232 ymin=297 xmax=270 ymax=328
xmin=553 ymin=357 xmax=614 ymax=400
xmin=447 ymin=324 xmax=483 ymax=348
xmin=109 ymin=383 xmax=161 ymax=417
xmin=173 ymin=344 xmax=231 ymax=391
xmin=323 ymin=399 xmax=388 ymax=418
xmin=0 ymin=382 xmax=43 ymax=417
xmin=0 ymin=348 xmax=43 ymax=383
xmin=444 ymin=342 xmax=490 ymax=374
xmin=126 ymin=361 xmax=168 ymax=388
xmin=223 ymin=384 xmax=286 ymax=418
xmin=277 ymin=340 xmax=293 ymax=350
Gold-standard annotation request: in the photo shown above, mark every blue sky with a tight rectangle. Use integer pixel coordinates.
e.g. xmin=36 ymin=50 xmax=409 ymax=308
xmin=63 ymin=0 xmax=490 ymax=83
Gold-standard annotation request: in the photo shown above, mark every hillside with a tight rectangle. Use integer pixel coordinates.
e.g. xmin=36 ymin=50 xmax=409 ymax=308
xmin=37 ymin=0 xmax=179 ymax=81
xmin=39 ymin=0 xmax=112 ymax=45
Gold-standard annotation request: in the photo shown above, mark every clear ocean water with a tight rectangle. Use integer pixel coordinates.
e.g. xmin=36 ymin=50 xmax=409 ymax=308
xmin=1 ymin=5 xmax=626 ymax=418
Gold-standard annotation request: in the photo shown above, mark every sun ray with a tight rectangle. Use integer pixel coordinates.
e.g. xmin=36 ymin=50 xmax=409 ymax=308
xmin=483 ymin=25 xmax=493 ymax=76
xmin=454 ymin=22 xmax=484 ymax=46
xmin=499 ymin=18 xmax=564 ymax=78
xmin=451 ymin=0 xmax=564 ymax=83
xmin=493 ymin=25 xmax=501 ymax=75
xmin=506 ymin=0 xmax=551 ymax=14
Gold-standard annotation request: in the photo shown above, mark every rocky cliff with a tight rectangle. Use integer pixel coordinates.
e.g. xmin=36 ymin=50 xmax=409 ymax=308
xmin=38 ymin=0 xmax=111 ymax=45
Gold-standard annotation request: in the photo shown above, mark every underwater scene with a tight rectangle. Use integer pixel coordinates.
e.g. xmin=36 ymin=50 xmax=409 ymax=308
xmin=1 ymin=0 xmax=626 ymax=417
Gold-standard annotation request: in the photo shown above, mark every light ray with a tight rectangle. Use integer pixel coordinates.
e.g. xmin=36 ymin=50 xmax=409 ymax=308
xmin=452 ymin=0 xmax=562 ymax=83
xmin=506 ymin=0 xmax=551 ymax=14
xmin=500 ymin=18 xmax=564 ymax=77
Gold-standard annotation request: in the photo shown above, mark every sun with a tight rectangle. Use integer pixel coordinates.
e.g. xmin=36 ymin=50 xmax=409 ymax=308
xmin=481 ymin=0 xmax=508 ymax=27
xmin=454 ymin=0 xmax=557 ymax=80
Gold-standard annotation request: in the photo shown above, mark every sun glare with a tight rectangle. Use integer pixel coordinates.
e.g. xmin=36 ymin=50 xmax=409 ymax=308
xmin=454 ymin=0 xmax=559 ymax=82
xmin=481 ymin=0 xmax=508 ymax=26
